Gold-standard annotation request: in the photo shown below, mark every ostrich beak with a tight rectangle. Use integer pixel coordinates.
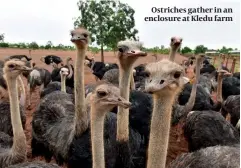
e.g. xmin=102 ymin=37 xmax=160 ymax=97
xmin=127 ymin=50 xmax=147 ymax=57
xmin=108 ymin=96 xmax=131 ymax=109
xmin=20 ymin=66 xmax=32 ymax=72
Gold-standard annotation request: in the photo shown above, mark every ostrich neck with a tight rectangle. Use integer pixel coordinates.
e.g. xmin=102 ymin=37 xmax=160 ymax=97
xmin=130 ymin=74 xmax=135 ymax=90
xmin=147 ymin=93 xmax=176 ymax=168
xmin=117 ymin=65 xmax=132 ymax=141
xmin=74 ymin=48 xmax=88 ymax=135
xmin=6 ymin=75 xmax=27 ymax=156
xmin=90 ymin=106 xmax=106 ymax=168
xmin=183 ymin=61 xmax=201 ymax=114
xmin=216 ymin=74 xmax=223 ymax=102
xmin=61 ymin=74 xmax=66 ymax=92
xmin=169 ymin=48 xmax=177 ymax=61
xmin=17 ymin=76 xmax=26 ymax=107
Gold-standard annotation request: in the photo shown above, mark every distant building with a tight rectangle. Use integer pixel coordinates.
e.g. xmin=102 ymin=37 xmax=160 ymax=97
xmin=228 ymin=50 xmax=240 ymax=56
xmin=205 ymin=50 xmax=219 ymax=56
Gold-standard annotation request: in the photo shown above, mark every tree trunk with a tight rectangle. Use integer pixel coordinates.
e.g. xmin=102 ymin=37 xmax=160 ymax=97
xmin=101 ymin=43 xmax=104 ymax=63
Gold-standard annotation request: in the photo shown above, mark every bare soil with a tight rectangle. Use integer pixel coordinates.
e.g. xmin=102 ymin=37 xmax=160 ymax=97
xmin=0 ymin=48 xmax=229 ymax=167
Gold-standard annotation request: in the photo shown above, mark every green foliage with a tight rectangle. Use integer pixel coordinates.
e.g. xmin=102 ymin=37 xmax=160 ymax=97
xmin=181 ymin=46 xmax=192 ymax=54
xmin=194 ymin=45 xmax=208 ymax=54
xmin=29 ymin=42 xmax=39 ymax=49
xmin=74 ymin=0 xmax=138 ymax=62
xmin=218 ymin=46 xmax=233 ymax=54
xmin=0 ymin=42 xmax=9 ymax=47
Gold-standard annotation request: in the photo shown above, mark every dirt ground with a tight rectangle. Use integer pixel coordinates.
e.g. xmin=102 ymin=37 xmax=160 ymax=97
xmin=0 ymin=48 xmax=229 ymax=166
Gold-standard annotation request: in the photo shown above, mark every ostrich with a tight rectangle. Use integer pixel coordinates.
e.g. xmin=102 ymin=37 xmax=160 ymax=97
xmin=32 ymin=28 xmax=143 ymax=168
xmin=183 ymin=110 xmax=240 ymax=153
xmin=42 ymin=67 xmax=71 ymax=95
xmin=221 ymin=95 xmax=240 ymax=127
xmin=51 ymin=57 xmax=74 ymax=88
xmin=0 ymin=60 xmax=32 ymax=167
xmin=31 ymin=27 xmax=90 ymax=163
xmin=89 ymin=83 xmax=131 ymax=168
xmin=168 ymin=37 xmax=182 ymax=61
xmin=40 ymin=55 xmax=63 ymax=70
xmin=144 ymin=59 xmax=186 ymax=168
xmin=168 ymin=145 xmax=240 ymax=168
xmin=27 ymin=67 xmax=51 ymax=108
xmin=114 ymin=40 xmax=147 ymax=167
xmin=172 ymin=54 xmax=204 ymax=125
xmin=85 ymin=56 xmax=119 ymax=81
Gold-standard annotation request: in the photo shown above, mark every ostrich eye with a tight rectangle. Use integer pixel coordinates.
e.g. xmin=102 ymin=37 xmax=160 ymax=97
xmin=83 ymin=33 xmax=88 ymax=38
xmin=8 ymin=64 xmax=15 ymax=68
xmin=171 ymin=38 xmax=174 ymax=42
xmin=118 ymin=48 xmax=124 ymax=53
xmin=97 ymin=91 xmax=107 ymax=97
xmin=174 ymin=71 xmax=181 ymax=78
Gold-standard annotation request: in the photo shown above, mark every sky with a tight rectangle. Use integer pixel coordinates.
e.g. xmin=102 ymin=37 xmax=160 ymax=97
xmin=0 ymin=0 xmax=240 ymax=50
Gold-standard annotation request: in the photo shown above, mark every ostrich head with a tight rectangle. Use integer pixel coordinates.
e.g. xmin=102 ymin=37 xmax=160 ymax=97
xmin=90 ymin=83 xmax=131 ymax=113
xmin=3 ymin=60 xmax=32 ymax=78
xmin=117 ymin=40 xmax=147 ymax=68
xmin=170 ymin=37 xmax=182 ymax=51
xmin=66 ymin=57 xmax=73 ymax=62
xmin=70 ymin=27 xmax=90 ymax=49
xmin=40 ymin=56 xmax=45 ymax=63
xmin=59 ymin=67 xmax=69 ymax=77
xmin=144 ymin=59 xmax=187 ymax=95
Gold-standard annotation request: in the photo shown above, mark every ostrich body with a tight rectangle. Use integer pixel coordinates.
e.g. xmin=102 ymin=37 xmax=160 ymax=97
xmin=40 ymin=55 xmax=63 ymax=67
xmin=40 ymin=81 xmax=73 ymax=98
xmin=89 ymin=83 xmax=131 ymax=168
xmin=31 ymin=27 xmax=90 ymax=163
xmin=168 ymin=145 xmax=240 ymax=168
xmin=0 ymin=60 xmax=32 ymax=167
xmin=221 ymin=95 xmax=240 ymax=127
xmin=183 ymin=110 xmax=239 ymax=152
xmin=168 ymin=37 xmax=182 ymax=61
xmin=51 ymin=57 xmax=74 ymax=88
xmin=27 ymin=67 xmax=51 ymax=107
xmin=145 ymin=59 xmax=186 ymax=168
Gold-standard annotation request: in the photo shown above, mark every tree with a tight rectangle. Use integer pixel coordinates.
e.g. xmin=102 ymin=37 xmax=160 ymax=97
xmin=74 ymin=0 xmax=138 ymax=62
xmin=29 ymin=42 xmax=39 ymax=49
xmin=219 ymin=46 xmax=233 ymax=54
xmin=0 ymin=33 xmax=4 ymax=42
xmin=194 ymin=45 xmax=208 ymax=54
xmin=45 ymin=41 xmax=53 ymax=49
xmin=181 ymin=46 xmax=192 ymax=54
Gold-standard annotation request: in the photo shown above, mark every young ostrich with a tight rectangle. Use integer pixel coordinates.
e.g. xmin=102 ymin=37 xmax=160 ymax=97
xmin=144 ymin=59 xmax=186 ymax=168
xmin=31 ymin=27 xmax=90 ymax=163
xmin=51 ymin=57 xmax=74 ymax=88
xmin=89 ymin=83 xmax=131 ymax=168
xmin=0 ymin=60 xmax=32 ymax=167
xmin=168 ymin=37 xmax=182 ymax=61
xmin=27 ymin=67 xmax=51 ymax=108
xmin=168 ymin=145 xmax=240 ymax=168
